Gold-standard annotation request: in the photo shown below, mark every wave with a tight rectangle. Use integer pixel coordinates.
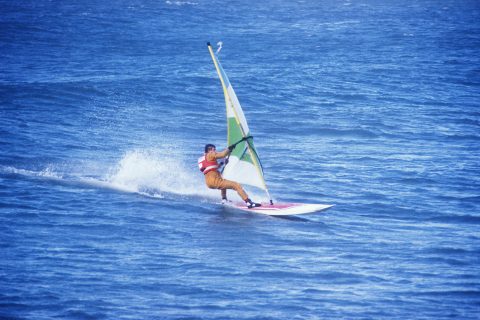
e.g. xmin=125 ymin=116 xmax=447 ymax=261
xmin=314 ymin=128 xmax=378 ymax=138
xmin=427 ymin=214 xmax=480 ymax=225
xmin=165 ymin=0 xmax=198 ymax=6
xmin=273 ymin=125 xmax=379 ymax=139
xmin=0 ymin=148 xmax=224 ymax=201
xmin=102 ymin=149 xmax=212 ymax=198
xmin=0 ymin=165 xmax=64 ymax=180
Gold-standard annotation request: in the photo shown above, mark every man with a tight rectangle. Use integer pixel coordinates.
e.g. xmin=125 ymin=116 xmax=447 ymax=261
xmin=198 ymin=143 xmax=261 ymax=208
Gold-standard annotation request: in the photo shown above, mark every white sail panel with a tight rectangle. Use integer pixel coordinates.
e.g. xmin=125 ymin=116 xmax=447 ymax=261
xmin=223 ymin=156 xmax=265 ymax=190
xmin=226 ymin=85 xmax=250 ymax=134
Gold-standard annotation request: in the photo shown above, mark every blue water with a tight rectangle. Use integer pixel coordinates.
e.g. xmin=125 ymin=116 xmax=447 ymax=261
xmin=1 ymin=0 xmax=480 ymax=319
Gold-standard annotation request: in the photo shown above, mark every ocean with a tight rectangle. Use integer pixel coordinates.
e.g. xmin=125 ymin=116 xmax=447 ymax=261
xmin=1 ymin=0 xmax=479 ymax=319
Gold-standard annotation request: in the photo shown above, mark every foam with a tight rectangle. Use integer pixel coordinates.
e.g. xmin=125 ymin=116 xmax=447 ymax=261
xmin=0 ymin=165 xmax=64 ymax=180
xmin=105 ymin=148 xmax=217 ymax=199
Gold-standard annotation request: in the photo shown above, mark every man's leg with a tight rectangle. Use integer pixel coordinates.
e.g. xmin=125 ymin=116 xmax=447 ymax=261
xmin=217 ymin=179 xmax=248 ymax=201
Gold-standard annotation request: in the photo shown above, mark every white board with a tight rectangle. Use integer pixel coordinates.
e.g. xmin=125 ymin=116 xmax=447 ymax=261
xmin=223 ymin=202 xmax=334 ymax=216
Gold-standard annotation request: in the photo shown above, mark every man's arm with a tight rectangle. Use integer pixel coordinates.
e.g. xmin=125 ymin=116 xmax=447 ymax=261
xmin=206 ymin=149 xmax=230 ymax=161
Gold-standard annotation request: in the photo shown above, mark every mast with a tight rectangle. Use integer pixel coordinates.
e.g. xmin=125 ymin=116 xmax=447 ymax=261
xmin=207 ymin=42 xmax=273 ymax=204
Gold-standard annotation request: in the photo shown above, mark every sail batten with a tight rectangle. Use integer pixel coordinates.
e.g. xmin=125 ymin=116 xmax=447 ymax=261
xmin=207 ymin=43 xmax=271 ymax=199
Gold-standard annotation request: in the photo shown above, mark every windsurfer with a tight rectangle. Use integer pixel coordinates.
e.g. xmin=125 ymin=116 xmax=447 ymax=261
xmin=198 ymin=143 xmax=261 ymax=208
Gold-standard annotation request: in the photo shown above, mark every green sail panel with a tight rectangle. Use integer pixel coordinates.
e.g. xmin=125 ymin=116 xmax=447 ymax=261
xmin=228 ymin=118 xmax=253 ymax=165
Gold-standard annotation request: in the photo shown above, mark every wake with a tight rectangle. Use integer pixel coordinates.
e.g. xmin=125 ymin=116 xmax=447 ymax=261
xmin=0 ymin=148 xmax=261 ymax=202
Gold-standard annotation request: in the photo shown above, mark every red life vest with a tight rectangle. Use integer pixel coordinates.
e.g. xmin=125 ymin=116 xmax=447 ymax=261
xmin=198 ymin=153 xmax=218 ymax=175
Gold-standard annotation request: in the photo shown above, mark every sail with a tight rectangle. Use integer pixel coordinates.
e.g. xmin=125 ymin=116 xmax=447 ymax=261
xmin=207 ymin=43 xmax=269 ymax=193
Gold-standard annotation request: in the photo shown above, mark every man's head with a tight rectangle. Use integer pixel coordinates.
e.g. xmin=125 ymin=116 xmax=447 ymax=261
xmin=204 ymin=144 xmax=216 ymax=153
